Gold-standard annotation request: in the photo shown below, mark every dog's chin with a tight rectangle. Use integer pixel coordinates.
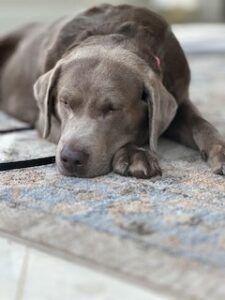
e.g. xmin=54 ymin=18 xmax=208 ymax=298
xmin=57 ymin=164 xmax=76 ymax=177
xmin=56 ymin=162 xmax=111 ymax=178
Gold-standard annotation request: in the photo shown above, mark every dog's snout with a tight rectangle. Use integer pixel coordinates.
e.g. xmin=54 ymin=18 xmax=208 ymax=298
xmin=60 ymin=145 xmax=89 ymax=175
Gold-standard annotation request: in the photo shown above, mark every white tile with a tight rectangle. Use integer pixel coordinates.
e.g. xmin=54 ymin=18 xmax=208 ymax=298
xmin=0 ymin=237 xmax=27 ymax=300
xmin=0 ymin=235 xmax=169 ymax=300
xmin=23 ymin=248 xmax=167 ymax=300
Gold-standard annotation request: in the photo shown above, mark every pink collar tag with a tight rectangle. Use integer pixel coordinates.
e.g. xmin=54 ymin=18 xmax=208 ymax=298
xmin=153 ymin=55 xmax=161 ymax=70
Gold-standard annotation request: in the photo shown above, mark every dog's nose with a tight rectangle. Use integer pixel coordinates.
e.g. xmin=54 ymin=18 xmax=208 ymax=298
xmin=60 ymin=145 xmax=89 ymax=174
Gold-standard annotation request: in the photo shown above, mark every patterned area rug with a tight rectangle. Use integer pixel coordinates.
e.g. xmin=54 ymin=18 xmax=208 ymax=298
xmin=0 ymin=54 xmax=225 ymax=299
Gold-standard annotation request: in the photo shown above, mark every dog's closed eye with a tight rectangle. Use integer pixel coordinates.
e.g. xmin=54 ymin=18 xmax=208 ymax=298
xmin=59 ymin=97 xmax=69 ymax=106
xmin=59 ymin=95 xmax=82 ymax=111
xmin=101 ymin=102 xmax=122 ymax=117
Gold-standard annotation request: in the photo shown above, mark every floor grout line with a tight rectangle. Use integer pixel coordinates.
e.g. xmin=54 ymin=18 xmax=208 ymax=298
xmin=15 ymin=247 xmax=29 ymax=300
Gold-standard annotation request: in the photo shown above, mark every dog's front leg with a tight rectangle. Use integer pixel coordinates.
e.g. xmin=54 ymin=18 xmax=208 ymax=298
xmin=165 ymin=100 xmax=225 ymax=175
xmin=112 ymin=143 xmax=162 ymax=179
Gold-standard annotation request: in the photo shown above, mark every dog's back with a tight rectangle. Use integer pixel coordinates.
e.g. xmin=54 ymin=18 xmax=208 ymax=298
xmin=0 ymin=23 xmax=42 ymax=123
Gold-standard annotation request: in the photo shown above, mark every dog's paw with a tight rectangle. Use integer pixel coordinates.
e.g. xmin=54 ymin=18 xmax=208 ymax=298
xmin=112 ymin=144 xmax=162 ymax=179
xmin=207 ymin=145 xmax=225 ymax=176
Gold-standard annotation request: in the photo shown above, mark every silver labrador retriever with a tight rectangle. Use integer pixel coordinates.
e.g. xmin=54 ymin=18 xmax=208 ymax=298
xmin=0 ymin=4 xmax=225 ymax=178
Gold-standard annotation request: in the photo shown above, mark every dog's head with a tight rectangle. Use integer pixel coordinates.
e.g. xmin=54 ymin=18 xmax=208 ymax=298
xmin=34 ymin=42 xmax=177 ymax=177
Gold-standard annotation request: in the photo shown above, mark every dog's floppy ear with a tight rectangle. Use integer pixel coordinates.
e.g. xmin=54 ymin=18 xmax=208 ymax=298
xmin=33 ymin=64 xmax=61 ymax=138
xmin=144 ymin=73 xmax=178 ymax=151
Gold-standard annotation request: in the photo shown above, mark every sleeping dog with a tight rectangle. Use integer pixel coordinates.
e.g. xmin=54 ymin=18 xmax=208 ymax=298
xmin=0 ymin=4 xmax=225 ymax=178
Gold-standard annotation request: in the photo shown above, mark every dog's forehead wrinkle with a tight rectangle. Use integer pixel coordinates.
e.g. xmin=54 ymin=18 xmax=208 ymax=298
xmin=59 ymin=87 xmax=75 ymax=98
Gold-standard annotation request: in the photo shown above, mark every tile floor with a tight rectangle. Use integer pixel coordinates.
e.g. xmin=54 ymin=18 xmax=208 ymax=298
xmin=0 ymin=236 xmax=168 ymax=300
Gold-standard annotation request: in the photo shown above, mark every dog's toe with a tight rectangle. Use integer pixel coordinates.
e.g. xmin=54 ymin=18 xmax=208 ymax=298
xmin=128 ymin=151 xmax=150 ymax=178
xmin=112 ymin=147 xmax=130 ymax=176
xmin=128 ymin=150 xmax=162 ymax=179
xmin=148 ymin=158 xmax=162 ymax=178
xmin=213 ymin=163 xmax=225 ymax=176
xmin=223 ymin=164 xmax=225 ymax=175
xmin=209 ymin=145 xmax=225 ymax=176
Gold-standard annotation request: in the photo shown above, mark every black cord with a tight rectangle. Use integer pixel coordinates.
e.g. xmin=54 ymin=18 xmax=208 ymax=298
xmin=0 ymin=126 xmax=34 ymax=134
xmin=0 ymin=126 xmax=55 ymax=171
xmin=0 ymin=156 xmax=55 ymax=171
